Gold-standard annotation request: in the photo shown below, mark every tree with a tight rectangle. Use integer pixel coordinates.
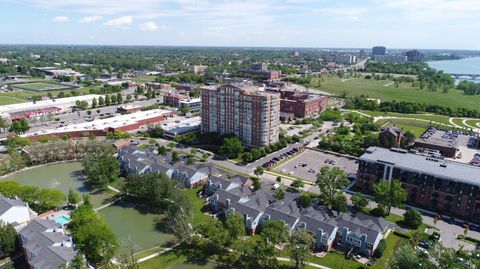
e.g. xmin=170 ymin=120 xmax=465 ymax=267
xmin=388 ymin=244 xmax=428 ymax=269
xmin=316 ymin=166 xmax=349 ymax=207
xmin=224 ymin=213 xmax=245 ymax=242
xmin=373 ymin=179 xmax=407 ymax=215
xmin=351 ymin=193 xmax=369 ymax=211
xmin=219 ymin=136 xmax=244 ymax=159
xmin=98 ymin=96 xmax=105 ymax=106
xmin=331 ymin=193 xmax=348 ymax=212
xmin=242 ymin=152 xmax=252 ymax=163
xmin=0 ymin=116 xmax=10 ymax=133
xmin=253 ymin=166 xmax=264 ymax=180
xmin=70 ymin=205 xmax=118 ymax=266
xmin=117 ymin=93 xmax=123 ymax=103
xmin=274 ymin=188 xmax=285 ymax=200
xmin=68 ymin=253 xmax=88 ymax=269
xmin=298 ymin=193 xmax=312 ymax=208
xmin=68 ymin=188 xmax=81 ymax=206
xmin=119 ymin=236 xmax=139 ymax=269
xmin=374 ymin=239 xmax=387 ymax=258
xmin=9 ymin=119 xmax=29 ymax=134
xmin=288 ymin=229 xmax=314 ymax=269
xmin=260 ymin=220 xmax=289 ymax=245
xmin=110 ymin=94 xmax=117 ymax=104
xmin=91 ymin=97 xmax=97 ymax=109
xmin=403 ymin=208 xmax=422 ymax=229
xmin=105 ymin=95 xmax=111 ymax=106
xmin=0 ymin=221 xmax=17 ymax=257
xmin=82 ymin=154 xmax=120 ymax=189
xmin=171 ymin=151 xmax=180 ymax=163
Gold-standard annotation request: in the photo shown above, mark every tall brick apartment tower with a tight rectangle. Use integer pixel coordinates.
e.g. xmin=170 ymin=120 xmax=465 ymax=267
xmin=201 ymin=83 xmax=280 ymax=147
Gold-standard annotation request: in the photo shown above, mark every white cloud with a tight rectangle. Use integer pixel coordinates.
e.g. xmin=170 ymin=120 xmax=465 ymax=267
xmin=139 ymin=22 xmax=159 ymax=31
xmin=104 ymin=16 xmax=133 ymax=27
xmin=79 ymin=16 xmax=102 ymax=24
xmin=51 ymin=16 xmax=69 ymax=23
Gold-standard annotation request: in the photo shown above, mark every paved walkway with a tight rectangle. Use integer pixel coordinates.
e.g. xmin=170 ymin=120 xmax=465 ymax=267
xmin=137 ymin=244 xmax=179 ymax=263
xmin=277 ymin=257 xmax=331 ymax=269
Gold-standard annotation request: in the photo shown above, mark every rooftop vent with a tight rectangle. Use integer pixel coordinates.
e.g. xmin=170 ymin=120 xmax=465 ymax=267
xmin=440 ymin=163 xmax=447 ymax=168
xmin=390 ymin=148 xmax=408 ymax=154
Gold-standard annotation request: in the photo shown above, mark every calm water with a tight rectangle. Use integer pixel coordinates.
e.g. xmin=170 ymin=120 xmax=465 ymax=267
xmin=1 ymin=162 xmax=110 ymax=207
xmin=428 ymin=57 xmax=480 ymax=84
xmin=1 ymin=162 xmax=172 ymax=251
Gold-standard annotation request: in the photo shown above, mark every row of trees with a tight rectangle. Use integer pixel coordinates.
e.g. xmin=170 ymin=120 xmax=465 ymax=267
xmin=0 ymin=181 xmax=65 ymax=212
xmin=457 ymin=80 xmax=480 ymax=95
xmin=346 ymin=95 xmax=480 ymax=118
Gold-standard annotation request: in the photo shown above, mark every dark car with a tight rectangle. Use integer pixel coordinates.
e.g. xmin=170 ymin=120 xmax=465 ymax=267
xmin=470 ymin=224 xmax=480 ymax=231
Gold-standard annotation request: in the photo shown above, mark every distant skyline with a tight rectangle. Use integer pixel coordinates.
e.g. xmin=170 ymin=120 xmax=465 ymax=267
xmin=1 ymin=0 xmax=480 ymax=50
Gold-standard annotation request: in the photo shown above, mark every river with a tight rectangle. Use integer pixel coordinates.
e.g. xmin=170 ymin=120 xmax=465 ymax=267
xmin=427 ymin=57 xmax=480 ymax=84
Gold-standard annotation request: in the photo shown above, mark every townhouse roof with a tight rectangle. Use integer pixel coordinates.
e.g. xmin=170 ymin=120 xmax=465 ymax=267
xmin=20 ymin=219 xmax=62 ymax=239
xmin=360 ymin=147 xmax=480 ymax=186
xmin=29 ymin=246 xmax=76 ymax=269
xmin=0 ymin=195 xmax=27 ymax=216
xmin=335 ymin=212 xmax=389 ymax=243
xmin=263 ymin=207 xmax=299 ymax=230
xmin=299 ymin=215 xmax=337 ymax=235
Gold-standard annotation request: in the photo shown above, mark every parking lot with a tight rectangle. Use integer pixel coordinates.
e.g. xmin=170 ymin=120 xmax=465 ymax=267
xmin=275 ymin=149 xmax=358 ymax=182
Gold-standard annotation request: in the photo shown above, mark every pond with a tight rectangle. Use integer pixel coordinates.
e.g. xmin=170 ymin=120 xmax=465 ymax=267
xmin=98 ymin=201 xmax=174 ymax=251
xmin=1 ymin=162 xmax=112 ymax=208
xmin=1 ymin=162 xmax=174 ymax=251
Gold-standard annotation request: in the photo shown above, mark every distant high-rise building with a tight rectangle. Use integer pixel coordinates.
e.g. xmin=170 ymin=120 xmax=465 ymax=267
xmin=405 ymin=50 xmax=425 ymax=61
xmin=373 ymin=55 xmax=407 ymax=63
xmin=201 ymin=83 xmax=280 ymax=147
xmin=359 ymin=49 xmax=366 ymax=58
xmin=371 ymin=46 xmax=387 ymax=56
xmin=251 ymin=63 xmax=268 ymax=71
xmin=292 ymin=50 xmax=300 ymax=56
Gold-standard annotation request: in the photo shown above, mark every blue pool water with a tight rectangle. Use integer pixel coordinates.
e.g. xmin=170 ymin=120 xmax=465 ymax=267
xmin=55 ymin=215 xmax=71 ymax=225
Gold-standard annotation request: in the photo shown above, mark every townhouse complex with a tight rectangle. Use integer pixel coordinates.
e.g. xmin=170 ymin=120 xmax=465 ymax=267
xmin=118 ymin=145 xmax=221 ymax=188
xmin=357 ymin=147 xmax=480 ymax=222
xmin=201 ymin=83 xmax=281 ymax=147
xmin=19 ymin=219 xmax=76 ymax=269
xmin=204 ymin=176 xmax=392 ymax=257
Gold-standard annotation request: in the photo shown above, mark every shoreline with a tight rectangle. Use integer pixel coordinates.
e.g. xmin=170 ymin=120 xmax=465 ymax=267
xmin=0 ymin=159 xmax=81 ymax=179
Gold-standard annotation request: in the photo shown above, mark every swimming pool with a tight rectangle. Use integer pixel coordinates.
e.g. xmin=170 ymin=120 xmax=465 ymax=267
xmin=55 ymin=215 xmax=71 ymax=225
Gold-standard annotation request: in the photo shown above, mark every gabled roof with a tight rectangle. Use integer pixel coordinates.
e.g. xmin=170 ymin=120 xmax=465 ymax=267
xmin=29 ymin=245 xmax=76 ymax=269
xmin=0 ymin=195 xmax=27 ymax=216
xmin=264 ymin=207 xmax=299 ymax=230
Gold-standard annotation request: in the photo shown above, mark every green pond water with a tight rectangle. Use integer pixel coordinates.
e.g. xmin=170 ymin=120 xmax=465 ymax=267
xmin=2 ymin=162 xmax=173 ymax=251
xmin=1 ymin=162 xmax=111 ymax=208
xmin=98 ymin=201 xmax=174 ymax=251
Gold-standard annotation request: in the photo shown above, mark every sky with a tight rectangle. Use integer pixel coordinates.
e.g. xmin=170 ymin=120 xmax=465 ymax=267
xmin=0 ymin=0 xmax=479 ymax=49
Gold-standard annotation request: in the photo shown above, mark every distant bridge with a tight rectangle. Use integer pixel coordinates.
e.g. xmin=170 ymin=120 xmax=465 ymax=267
xmin=449 ymin=73 xmax=480 ymax=80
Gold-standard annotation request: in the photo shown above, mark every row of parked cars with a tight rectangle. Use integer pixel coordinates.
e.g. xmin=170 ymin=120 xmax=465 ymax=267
xmin=262 ymin=147 xmax=301 ymax=168
xmin=435 ymin=214 xmax=480 ymax=231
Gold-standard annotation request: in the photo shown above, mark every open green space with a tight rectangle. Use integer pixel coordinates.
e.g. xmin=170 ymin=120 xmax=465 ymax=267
xmin=1 ymin=162 xmax=112 ymax=208
xmin=465 ymin=119 xmax=480 ymax=129
xmin=131 ymin=75 xmax=158 ymax=83
xmin=13 ymin=82 xmax=70 ymax=91
xmin=375 ymin=118 xmax=429 ymax=137
xmin=311 ymin=76 xmax=480 ymax=110
xmin=355 ymin=110 xmax=453 ymax=126
xmin=98 ymin=202 xmax=174 ymax=252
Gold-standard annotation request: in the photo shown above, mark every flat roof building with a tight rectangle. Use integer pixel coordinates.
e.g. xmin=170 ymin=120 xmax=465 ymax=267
xmin=357 ymin=147 xmax=480 ymax=222
xmin=371 ymin=46 xmax=386 ymax=56
xmin=201 ymin=83 xmax=280 ymax=147
xmin=162 ymin=116 xmax=201 ymax=138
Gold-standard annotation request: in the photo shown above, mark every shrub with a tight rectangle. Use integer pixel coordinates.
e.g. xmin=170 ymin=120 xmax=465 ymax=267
xmin=371 ymin=207 xmax=386 ymax=217
xmin=374 ymin=239 xmax=386 ymax=258
xmin=403 ymin=208 xmax=422 ymax=229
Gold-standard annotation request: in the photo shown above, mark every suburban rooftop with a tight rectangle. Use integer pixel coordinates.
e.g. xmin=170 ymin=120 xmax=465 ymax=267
xmin=360 ymin=146 xmax=480 ymax=185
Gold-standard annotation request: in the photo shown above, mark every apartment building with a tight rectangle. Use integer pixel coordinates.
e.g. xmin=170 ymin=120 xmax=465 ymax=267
xmin=201 ymin=83 xmax=281 ymax=147
xmin=357 ymin=147 xmax=480 ymax=222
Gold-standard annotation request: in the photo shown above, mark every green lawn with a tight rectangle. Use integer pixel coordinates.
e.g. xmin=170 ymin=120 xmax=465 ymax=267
xmin=465 ymin=119 xmax=480 ymax=128
xmin=139 ymin=250 xmax=188 ymax=269
xmin=14 ymin=82 xmax=70 ymax=91
xmin=375 ymin=118 xmax=429 ymax=137
xmin=311 ymin=76 xmax=480 ymax=110
xmin=131 ymin=75 xmax=158 ymax=83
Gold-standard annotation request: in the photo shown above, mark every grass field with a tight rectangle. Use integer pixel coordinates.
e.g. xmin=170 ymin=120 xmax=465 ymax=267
xmin=131 ymin=75 xmax=158 ymax=83
xmin=0 ymin=87 xmax=95 ymax=105
xmin=13 ymin=82 xmax=70 ymax=91
xmin=376 ymin=118 xmax=430 ymax=137
xmin=311 ymin=76 xmax=480 ymax=110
